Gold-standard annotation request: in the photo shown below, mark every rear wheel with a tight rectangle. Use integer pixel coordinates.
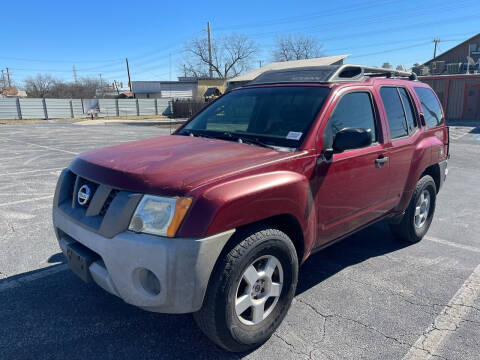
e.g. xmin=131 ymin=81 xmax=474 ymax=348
xmin=193 ymin=226 xmax=298 ymax=352
xmin=390 ymin=175 xmax=436 ymax=243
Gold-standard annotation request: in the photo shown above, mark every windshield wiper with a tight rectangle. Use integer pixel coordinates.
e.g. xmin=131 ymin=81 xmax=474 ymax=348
xmin=221 ymin=132 xmax=276 ymax=150
xmin=181 ymin=130 xmax=280 ymax=150
xmin=179 ymin=129 xmax=216 ymax=139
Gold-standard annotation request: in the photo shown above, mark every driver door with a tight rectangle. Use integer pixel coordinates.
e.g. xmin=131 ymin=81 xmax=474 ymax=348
xmin=314 ymin=89 xmax=393 ymax=247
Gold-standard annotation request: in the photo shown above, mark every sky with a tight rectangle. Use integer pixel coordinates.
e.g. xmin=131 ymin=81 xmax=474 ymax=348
xmin=1 ymin=0 xmax=479 ymax=88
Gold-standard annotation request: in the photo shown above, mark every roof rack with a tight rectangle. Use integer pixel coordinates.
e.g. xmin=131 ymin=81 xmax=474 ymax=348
xmin=248 ymin=64 xmax=418 ymax=86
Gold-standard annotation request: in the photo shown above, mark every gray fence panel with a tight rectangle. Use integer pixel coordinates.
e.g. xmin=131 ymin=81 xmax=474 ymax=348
xmin=19 ymin=98 xmax=45 ymax=119
xmin=157 ymin=99 xmax=171 ymax=115
xmin=0 ymin=98 xmax=20 ymax=119
xmin=45 ymin=99 xmax=72 ymax=119
xmin=98 ymin=99 xmax=117 ymax=117
xmin=71 ymin=99 xmax=84 ymax=117
xmin=118 ymin=99 xmax=137 ymax=116
xmin=138 ymin=99 xmax=156 ymax=115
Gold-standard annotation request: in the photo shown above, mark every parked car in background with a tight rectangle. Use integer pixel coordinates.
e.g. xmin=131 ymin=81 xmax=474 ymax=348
xmin=52 ymin=65 xmax=448 ymax=352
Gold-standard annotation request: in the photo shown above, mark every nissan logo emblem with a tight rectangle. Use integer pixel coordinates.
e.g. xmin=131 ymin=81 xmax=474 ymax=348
xmin=77 ymin=184 xmax=91 ymax=206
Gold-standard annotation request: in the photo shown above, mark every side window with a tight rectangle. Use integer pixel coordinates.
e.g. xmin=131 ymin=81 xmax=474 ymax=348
xmin=414 ymin=87 xmax=444 ymax=128
xmin=324 ymin=92 xmax=376 ymax=148
xmin=398 ymin=88 xmax=417 ymax=134
xmin=380 ymin=87 xmax=408 ymax=139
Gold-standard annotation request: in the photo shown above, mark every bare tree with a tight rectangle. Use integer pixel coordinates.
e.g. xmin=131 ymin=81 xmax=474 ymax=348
xmin=24 ymin=75 xmax=102 ymax=98
xmin=272 ymin=34 xmax=324 ymax=62
xmin=24 ymin=74 xmax=57 ymax=97
xmin=181 ymin=33 xmax=257 ymax=79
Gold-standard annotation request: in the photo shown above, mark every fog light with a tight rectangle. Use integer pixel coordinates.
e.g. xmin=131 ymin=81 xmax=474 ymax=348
xmin=129 ymin=215 xmax=145 ymax=232
xmin=134 ymin=268 xmax=161 ymax=297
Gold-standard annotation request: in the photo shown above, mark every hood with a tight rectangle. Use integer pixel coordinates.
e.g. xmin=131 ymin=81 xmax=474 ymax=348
xmin=70 ymin=135 xmax=296 ymax=195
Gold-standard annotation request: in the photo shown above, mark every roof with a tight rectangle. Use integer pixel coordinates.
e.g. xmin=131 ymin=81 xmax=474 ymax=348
xmin=424 ymin=33 xmax=480 ymax=65
xmin=227 ymin=55 xmax=350 ymax=83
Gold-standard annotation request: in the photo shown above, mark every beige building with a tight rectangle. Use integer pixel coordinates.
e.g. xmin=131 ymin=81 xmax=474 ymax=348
xmin=197 ymin=78 xmax=227 ymax=98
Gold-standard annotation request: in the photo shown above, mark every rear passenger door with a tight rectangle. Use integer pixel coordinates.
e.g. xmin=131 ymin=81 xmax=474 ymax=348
xmin=379 ymin=86 xmax=419 ymax=201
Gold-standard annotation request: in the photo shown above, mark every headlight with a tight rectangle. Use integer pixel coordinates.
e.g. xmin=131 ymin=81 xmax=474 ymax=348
xmin=128 ymin=195 xmax=192 ymax=237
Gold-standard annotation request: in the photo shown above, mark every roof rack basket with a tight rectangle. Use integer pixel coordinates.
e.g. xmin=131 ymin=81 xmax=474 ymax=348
xmin=330 ymin=64 xmax=418 ymax=82
xmin=248 ymin=64 xmax=418 ymax=86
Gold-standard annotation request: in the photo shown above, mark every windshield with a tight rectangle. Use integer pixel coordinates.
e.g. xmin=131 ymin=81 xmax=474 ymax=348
xmin=178 ymin=86 xmax=330 ymax=149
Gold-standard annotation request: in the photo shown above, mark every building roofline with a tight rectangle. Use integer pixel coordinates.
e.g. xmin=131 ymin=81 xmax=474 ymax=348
xmin=423 ymin=33 xmax=480 ymax=65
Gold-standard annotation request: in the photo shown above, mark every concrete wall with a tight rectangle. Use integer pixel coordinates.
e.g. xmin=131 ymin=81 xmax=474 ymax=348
xmin=0 ymin=98 xmax=172 ymax=120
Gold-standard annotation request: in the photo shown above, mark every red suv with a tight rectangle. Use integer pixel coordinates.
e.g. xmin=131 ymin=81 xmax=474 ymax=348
xmin=53 ymin=65 xmax=448 ymax=352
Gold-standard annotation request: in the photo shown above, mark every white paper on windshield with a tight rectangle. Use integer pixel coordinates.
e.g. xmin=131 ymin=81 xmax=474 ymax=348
xmin=286 ymin=131 xmax=302 ymax=140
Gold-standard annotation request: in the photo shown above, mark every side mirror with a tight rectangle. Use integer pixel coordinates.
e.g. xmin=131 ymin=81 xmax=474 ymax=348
xmin=332 ymin=128 xmax=372 ymax=152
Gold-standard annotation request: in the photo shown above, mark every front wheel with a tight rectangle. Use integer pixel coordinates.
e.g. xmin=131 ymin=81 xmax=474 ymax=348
xmin=390 ymin=175 xmax=436 ymax=243
xmin=193 ymin=226 xmax=298 ymax=352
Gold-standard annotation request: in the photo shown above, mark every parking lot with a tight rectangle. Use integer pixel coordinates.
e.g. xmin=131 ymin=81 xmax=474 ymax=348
xmin=1 ymin=121 xmax=479 ymax=360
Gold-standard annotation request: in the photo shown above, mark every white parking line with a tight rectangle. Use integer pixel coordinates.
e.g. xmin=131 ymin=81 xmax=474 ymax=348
xmin=0 ymin=136 xmax=79 ymax=155
xmin=0 ymin=167 xmax=64 ymax=177
xmin=0 ymin=195 xmax=54 ymax=207
xmin=403 ymin=264 xmax=480 ymax=360
xmin=425 ymin=236 xmax=480 ymax=254
xmin=0 ymin=264 xmax=68 ymax=292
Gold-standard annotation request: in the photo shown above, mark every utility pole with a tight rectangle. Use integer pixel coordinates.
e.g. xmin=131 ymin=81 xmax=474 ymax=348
xmin=433 ymin=39 xmax=441 ymax=59
xmin=99 ymin=73 xmax=103 ymax=96
xmin=259 ymin=60 xmax=263 ymax=68
xmin=169 ymin=53 xmax=172 ymax=81
xmin=72 ymin=65 xmax=78 ymax=83
xmin=125 ymin=57 xmax=132 ymax=92
xmin=207 ymin=21 xmax=213 ymax=78
xmin=113 ymin=80 xmax=120 ymax=95
xmin=6 ymin=67 xmax=11 ymax=87
xmin=1 ymin=69 xmax=5 ymax=89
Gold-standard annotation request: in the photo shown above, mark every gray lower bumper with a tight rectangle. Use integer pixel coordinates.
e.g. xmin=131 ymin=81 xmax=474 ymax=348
xmin=438 ymin=159 xmax=448 ymax=191
xmin=53 ymin=208 xmax=234 ymax=313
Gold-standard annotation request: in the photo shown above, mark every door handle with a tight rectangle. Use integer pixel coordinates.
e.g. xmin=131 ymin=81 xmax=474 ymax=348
xmin=375 ymin=156 xmax=389 ymax=168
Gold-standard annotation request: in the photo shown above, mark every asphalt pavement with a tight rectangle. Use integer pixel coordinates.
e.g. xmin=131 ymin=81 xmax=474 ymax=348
xmin=0 ymin=121 xmax=479 ymax=360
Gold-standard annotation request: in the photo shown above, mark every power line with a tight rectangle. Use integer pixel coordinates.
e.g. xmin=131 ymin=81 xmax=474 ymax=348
xmin=213 ymin=0 xmax=401 ymax=31
xmin=349 ymin=41 xmax=432 ymax=59
xmin=325 ymin=34 xmax=473 ymax=54
xmin=245 ymin=6 xmax=479 ymax=41
xmin=0 ymin=56 xmax=123 ymax=64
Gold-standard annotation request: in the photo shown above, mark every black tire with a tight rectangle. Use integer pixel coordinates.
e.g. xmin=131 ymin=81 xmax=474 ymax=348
xmin=390 ymin=175 xmax=436 ymax=243
xmin=193 ymin=225 xmax=298 ymax=352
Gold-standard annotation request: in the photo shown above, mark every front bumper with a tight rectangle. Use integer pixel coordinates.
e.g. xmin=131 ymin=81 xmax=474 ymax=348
xmin=53 ymin=208 xmax=234 ymax=313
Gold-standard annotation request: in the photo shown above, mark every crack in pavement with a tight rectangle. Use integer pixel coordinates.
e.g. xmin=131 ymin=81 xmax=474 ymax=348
xmin=295 ymin=298 xmax=410 ymax=347
xmin=295 ymin=297 xmax=453 ymax=360
xmin=273 ymin=333 xmax=310 ymax=359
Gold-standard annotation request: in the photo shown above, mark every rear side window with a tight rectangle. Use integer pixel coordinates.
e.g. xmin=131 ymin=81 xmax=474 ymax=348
xmin=398 ymin=88 xmax=417 ymax=133
xmin=324 ymin=92 xmax=376 ymax=148
xmin=414 ymin=87 xmax=444 ymax=128
xmin=380 ymin=87 xmax=408 ymax=139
